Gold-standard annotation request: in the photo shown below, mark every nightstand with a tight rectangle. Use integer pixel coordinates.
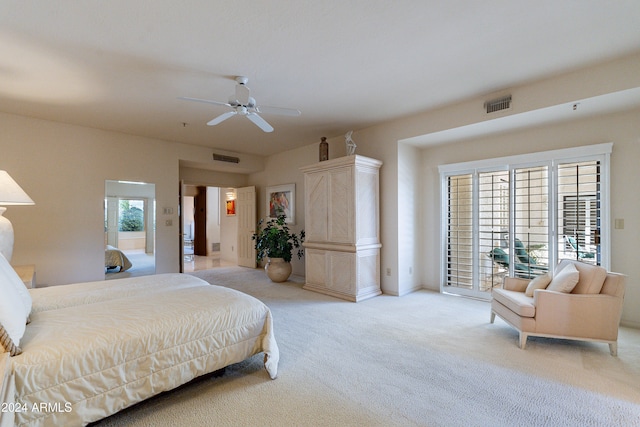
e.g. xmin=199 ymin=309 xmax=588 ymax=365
xmin=13 ymin=264 xmax=36 ymax=289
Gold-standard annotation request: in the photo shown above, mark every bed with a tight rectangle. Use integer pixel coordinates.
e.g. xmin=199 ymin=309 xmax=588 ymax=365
xmin=104 ymin=245 xmax=133 ymax=272
xmin=0 ymin=264 xmax=279 ymax=427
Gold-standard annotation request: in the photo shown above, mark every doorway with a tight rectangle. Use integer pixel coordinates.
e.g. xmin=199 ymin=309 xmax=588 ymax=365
xmin=181 ymin=186 xmax=238 ymax=272
xmin=104 ymin=180 xmax=155 ymax=278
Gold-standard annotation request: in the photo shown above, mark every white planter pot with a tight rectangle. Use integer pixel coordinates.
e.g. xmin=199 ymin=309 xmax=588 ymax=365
xmin=265 ymin=257 xmax=292 ymax=282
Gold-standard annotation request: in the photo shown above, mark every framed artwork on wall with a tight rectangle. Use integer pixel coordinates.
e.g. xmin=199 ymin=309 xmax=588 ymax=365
xmin=226 ymin=199 xmax=236 ymax=216
xmin=266 ymin=183 xmax=295 ymax=224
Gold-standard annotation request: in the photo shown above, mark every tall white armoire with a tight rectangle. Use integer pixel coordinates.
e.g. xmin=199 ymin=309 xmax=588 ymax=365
xmin=300 ymin=155 xmax=382 ymax=302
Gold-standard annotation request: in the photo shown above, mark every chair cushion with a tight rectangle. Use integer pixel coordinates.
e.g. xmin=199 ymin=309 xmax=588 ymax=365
xmin=547 ymin=262 xmax=579 ymax=293
xmin=492 ymin=288 xmax=535 ymax=318
xmin=525 ymin=272 xmax=552 ymax=297
xmin=570 ymin=262 xmax=607 ymax=294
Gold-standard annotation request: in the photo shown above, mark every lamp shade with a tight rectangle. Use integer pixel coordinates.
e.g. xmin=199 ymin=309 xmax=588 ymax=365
xmin=0 ymin=171 xmax=34 ymax=205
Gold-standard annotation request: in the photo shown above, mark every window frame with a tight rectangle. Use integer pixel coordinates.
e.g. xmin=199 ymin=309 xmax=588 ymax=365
xmin=438 ymin=143 xmax=612 ymax=299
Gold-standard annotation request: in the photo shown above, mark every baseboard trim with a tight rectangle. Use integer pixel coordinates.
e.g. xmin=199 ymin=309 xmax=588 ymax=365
xmin=620 ymin=319 xmax=640 ymax=329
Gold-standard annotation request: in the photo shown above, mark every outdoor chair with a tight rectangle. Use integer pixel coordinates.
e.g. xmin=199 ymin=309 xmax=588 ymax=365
xmin=489 ymin=247 xmax=548 ymax=279
xmin=564 ymin=235 xmax=595 ymax=259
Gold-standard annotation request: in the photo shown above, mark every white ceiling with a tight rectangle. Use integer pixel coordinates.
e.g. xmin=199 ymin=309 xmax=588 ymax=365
xmin=2 ymin=1 xmax=640 ymax=157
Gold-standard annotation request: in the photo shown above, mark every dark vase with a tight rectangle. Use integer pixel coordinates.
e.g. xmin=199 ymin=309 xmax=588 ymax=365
xmin=319 ymin=137 xmax=328 ymax=161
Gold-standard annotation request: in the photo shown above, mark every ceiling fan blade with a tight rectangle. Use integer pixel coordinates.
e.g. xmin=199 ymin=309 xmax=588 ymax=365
xmin=179 ymin=96 xmax=231 ymax=107
xmin=256 ymin=105 xmax=301 ymax=117
xmin=207 ymin=111 xmax=237 ymax=126
xmin=246 ymin=112 xmax=274 ymax=132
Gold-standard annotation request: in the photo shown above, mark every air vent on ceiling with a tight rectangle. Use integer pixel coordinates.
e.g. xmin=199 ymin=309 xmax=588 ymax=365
xmin=213 ymin=153 xmax=239 ymax=163
xmin=484 ymin=95 xmax=512 ymax=114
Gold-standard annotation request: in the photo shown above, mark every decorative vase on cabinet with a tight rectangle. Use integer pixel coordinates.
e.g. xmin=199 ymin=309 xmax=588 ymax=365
xmin=300 ymin=155 xmax=382 ymax=302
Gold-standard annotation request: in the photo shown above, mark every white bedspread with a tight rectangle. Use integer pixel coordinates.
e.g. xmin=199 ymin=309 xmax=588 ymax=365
xmin=3 ymin=274 xmax=278 ymax=427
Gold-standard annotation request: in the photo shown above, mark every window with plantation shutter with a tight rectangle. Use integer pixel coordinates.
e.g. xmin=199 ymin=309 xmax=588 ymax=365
xmin=478 ymin=170 xmax=509 ymax=290
xmin=557 ymin=160 xmax=600 ymax=264
xmin=512 ymin=166 xmax=550 ymax=278
xmin=445 ymin=174 xmax=473 ymax=289
xmin=439 ymin=143 xmax=611 ymax=299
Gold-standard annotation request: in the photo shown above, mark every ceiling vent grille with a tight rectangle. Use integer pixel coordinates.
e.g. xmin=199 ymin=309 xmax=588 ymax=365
xmin=484 ymin=95 xmax=512 ymax=114
xmin=212 ymin=153 xmax=240 ymax=163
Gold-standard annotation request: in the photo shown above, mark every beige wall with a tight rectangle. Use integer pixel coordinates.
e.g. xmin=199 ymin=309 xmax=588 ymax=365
xmin=206 ymin=187 xmax=220 ymax=254
xmin=248 ymin=143 xmax=326 ymax=276
xmin=397 ymin=142 xmax=422 ymax=295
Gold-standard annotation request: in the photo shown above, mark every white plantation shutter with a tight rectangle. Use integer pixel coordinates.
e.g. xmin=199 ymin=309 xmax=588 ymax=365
xmin=557 ymin=161 xmax=601 ymax=265
xmin=478 ymin=170 xmax=509 ymax=289
xmin=445 ymin=174 xmax=473 ymax=289
xmin=512 ymin=166 xmax=549 ymax=277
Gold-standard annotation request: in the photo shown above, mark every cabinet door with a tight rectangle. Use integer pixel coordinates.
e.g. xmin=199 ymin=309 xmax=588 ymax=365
xmin=328 ymin=166 xmax=354 ymax=243
xmin=328 ymin=251 xmax=355 ymax=294
xmin=305 ymin=249 xmax=327 ymax=286
xmin=305 ymin=172 xmax=329 ymax=242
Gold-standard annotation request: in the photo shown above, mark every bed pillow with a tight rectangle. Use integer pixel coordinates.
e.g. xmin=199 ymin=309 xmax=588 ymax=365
xmin=0 ymin=252 xmax=30 ymax=355
xmin=547 ymin=262 xmax=580 ymax=293
xmin=525 ymin=272 xmax=552 ymax=297
xmin=0 ymin=252 xmax=32 ymax=317
xmin=0 ymin=322 xmax=22 ymax=356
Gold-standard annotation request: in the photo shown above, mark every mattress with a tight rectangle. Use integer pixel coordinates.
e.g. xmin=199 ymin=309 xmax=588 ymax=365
xmin=3 ymin=274 xmax=278 ymax=427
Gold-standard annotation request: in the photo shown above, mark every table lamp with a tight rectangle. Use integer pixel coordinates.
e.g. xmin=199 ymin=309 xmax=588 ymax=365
xmin=0 ymin=170 xmax=35 ymax=262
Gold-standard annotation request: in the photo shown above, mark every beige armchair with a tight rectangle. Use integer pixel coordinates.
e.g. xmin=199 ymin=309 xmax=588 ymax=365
xmin=490 ymin=259 xmax=625 ymax=355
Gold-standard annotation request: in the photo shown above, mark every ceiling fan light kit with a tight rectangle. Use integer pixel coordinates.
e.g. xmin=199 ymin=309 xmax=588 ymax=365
xmin=180 ymin=76 xmax=300 ymax=132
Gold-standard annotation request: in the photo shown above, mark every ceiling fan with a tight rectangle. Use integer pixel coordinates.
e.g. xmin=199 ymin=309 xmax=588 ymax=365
xmin=179 ymin=76 xmax=301 ymax=132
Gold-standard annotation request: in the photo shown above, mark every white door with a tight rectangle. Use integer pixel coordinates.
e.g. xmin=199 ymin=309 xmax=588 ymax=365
xmin=236 ymin=186 xmax=256 ymax=268
xmin=106 ymin=197 xmax=119 ymax=247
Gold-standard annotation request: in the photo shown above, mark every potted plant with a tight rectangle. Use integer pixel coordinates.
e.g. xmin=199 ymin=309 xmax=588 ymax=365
xmin=252 ymin=214 xmax=305 ymax=282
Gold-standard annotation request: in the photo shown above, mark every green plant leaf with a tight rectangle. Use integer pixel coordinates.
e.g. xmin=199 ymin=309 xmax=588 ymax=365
xmin=252 ymin=214 xmax=305 ymax=263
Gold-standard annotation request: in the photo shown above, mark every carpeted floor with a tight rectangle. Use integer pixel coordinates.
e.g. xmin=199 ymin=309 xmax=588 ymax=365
xmin=93 ymin=267 xmax=640 ymax=427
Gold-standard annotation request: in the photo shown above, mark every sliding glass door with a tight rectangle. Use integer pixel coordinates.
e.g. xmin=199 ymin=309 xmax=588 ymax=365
xmin=557 ymin=161 xmax=601 ymax=264
xmin=477 ymin=170 xmax=510 ymax=292
xmin=440 ymin=144 xmax=610 ymax=299
xmin=512 ymin=166 xmax=550 ymax=278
